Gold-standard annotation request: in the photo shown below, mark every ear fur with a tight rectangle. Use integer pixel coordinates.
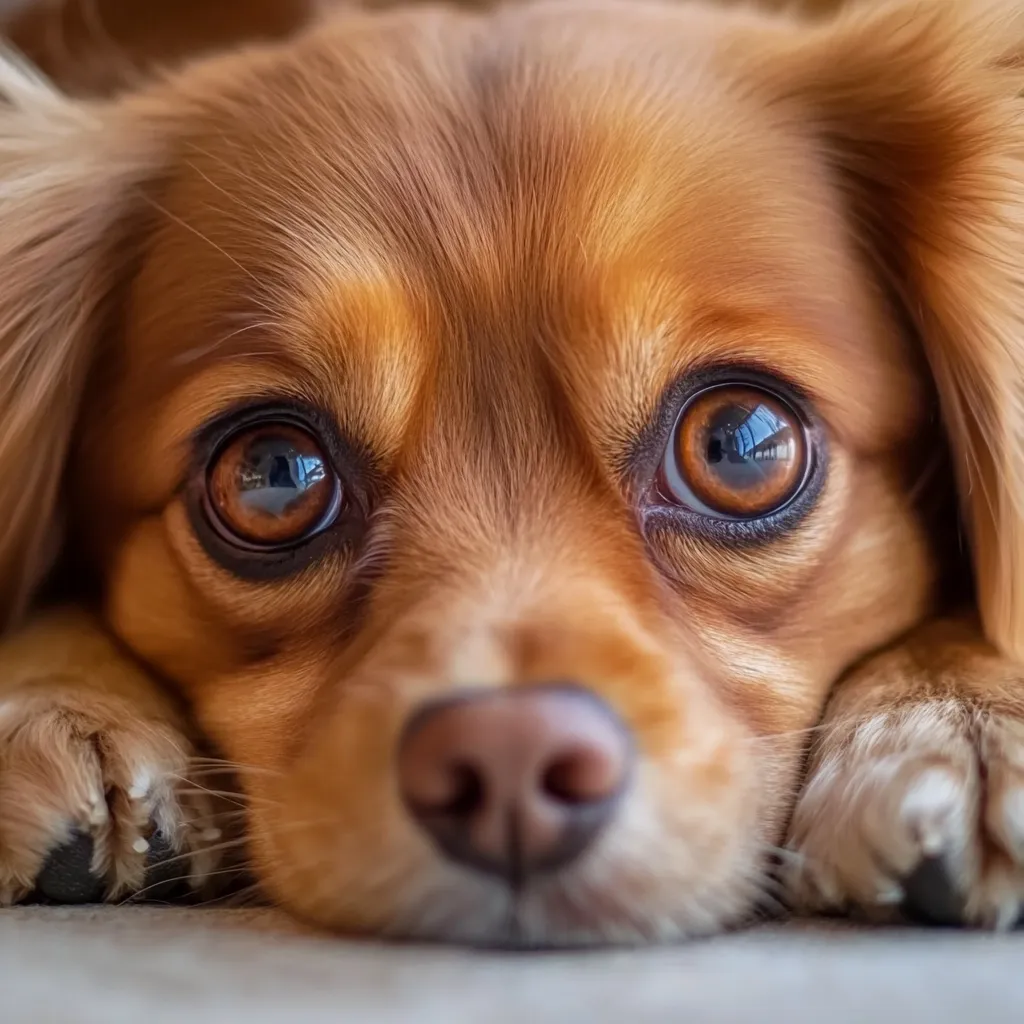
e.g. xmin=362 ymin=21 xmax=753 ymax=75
xmin=0 ymin=47 xmax=160 ymax=629
xmin=756 ymin=0 xmax=1024 ymax=660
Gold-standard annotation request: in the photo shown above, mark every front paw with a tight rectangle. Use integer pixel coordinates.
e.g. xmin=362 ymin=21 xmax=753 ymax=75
xmin=786 ymin=699 xmax=1024 ymax=929
xmin=0 ymin=688 xmax=224 ymax=905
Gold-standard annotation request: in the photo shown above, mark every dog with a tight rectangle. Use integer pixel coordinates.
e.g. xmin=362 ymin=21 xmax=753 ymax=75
xmin=0 ymin=0 xmax=1022 ymax=945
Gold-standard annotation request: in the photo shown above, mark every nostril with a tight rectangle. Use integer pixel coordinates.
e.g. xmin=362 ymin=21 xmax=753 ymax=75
xmin=436 ymin=761 xmax=485 ymax=817
xmin=405 ymin=758 xmax=486 ymax=819
xmin=541 ymin=747 xmax=621 ymax=806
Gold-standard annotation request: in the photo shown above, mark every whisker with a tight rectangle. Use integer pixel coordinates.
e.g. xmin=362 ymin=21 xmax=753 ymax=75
xmin=118 ymin=865 xmax=253 ymax=907
xmin=168 ymin=780 xmax=250 ymax=811
xmin=138 ymin=194 xmax=268 ymax=293
xmin=141 ymin=837 xmax=252 ymax=874
xmin=187 ymin=808 xmax=251 ymax=823
xmin=169 ymin=776 xmax=284 ymax=811
xmin=186 ymin=758 xmax=284 ymax=778
xmin=175 ymin=793 xmax=281 ymax=815
xmin=170 ymin=320 xmax=280 ymax=366
xmin=746 ymin=711 xmax=878 ymax=752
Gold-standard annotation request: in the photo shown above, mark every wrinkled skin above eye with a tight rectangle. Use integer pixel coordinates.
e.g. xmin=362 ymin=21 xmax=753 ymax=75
xmin=660 ymin=385 xmax=809 ymax=519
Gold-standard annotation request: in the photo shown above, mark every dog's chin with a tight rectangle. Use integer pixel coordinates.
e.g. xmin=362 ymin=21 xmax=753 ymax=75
xmin=444 ymin=879 xmax=765 ymax=951
xmin=256 ymin=825 xmax=768 ymax=948
xmin=306 ymin=868 xmax=765 ymax=949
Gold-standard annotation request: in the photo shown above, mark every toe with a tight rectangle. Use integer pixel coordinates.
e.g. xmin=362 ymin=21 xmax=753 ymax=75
xmin=900 ymin=857 xmax=966 ymax=927
xmin=33 ymin=832 xmax=106 ymax=904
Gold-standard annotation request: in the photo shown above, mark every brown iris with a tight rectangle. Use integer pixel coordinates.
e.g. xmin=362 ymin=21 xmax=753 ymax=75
xmin=206 ymin=423 xmax=339 ymax=547
xmin=660 ymin=385 xmax=808 ymax=519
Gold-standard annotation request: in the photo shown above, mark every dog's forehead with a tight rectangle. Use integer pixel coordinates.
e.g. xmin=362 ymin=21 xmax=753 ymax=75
xmin=158 ymin=8 xmax=923 ymax=470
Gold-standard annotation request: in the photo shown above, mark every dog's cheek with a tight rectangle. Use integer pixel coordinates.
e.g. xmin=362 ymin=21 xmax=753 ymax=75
xmin=244 ymin=672 xmax=444 ymax=932
xmin=102 ymin=517 xmax=247 ymax=685
xmin=101 ymin=518 xmax=337 ymax=776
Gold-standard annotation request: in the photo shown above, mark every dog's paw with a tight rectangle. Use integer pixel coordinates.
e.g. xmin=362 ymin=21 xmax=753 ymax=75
xmin=786 ymin=700 xmax=1024 ymax=929
xmin=0 ymin=688 xmax=222 ymax=905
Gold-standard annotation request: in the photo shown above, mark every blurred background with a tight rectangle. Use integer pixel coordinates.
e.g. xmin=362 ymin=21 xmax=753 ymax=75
xmin=1 ymin=0 xmax=853 ymax=96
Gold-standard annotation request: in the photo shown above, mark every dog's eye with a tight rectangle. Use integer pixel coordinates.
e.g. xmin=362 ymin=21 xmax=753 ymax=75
xmin=205 ymin=423 xmax=342 ymax=548
xmin=659 ymin=385 xmax=809 ymax=519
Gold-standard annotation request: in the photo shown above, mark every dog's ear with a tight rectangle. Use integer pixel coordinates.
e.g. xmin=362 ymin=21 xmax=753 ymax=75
xmin=4 ymin=0 xmax=320 ymax=97
xmin=755 ymin=0 xmax=1024 ymax=659
xmin=0 ymin=49 xmax=162 ymax=628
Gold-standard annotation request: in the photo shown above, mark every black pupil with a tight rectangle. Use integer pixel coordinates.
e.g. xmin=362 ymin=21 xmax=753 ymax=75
xmin=238 ymin=435 xmax=327 ymax=518
xmin=704 ymin=400 xmax=798 ymax=490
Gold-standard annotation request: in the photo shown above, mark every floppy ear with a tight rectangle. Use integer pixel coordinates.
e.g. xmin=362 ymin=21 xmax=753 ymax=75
xmin=757 ymin=0 xmax=1024 ymax=660
xmin=0 ymin=48 xmax=161 ymax=628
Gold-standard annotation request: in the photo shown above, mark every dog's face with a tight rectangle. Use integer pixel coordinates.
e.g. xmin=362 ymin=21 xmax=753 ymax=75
xmin=2 ymin=0 xmax=1024 ymax=944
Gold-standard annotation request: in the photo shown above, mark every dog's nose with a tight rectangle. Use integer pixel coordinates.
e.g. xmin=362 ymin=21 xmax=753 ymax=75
xmin=397 ymin=686 xmax=631 ymax=882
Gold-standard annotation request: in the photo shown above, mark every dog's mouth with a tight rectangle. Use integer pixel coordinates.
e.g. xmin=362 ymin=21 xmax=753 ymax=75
xmin=363 ymin=846 xmax=786 ymax=950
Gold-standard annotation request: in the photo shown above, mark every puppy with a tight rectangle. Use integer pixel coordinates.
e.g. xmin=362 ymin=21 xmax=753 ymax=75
xmin=0 ymin=0 xmax=1023 ymax=944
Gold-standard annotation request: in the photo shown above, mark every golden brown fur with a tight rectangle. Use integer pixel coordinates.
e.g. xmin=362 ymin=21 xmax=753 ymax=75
xmin=0 ymin=0 xmax=1023 ymax=942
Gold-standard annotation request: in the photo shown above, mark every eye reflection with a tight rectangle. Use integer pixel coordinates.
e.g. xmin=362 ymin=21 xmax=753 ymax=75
xmin=237 ymin=447 xmax=328 ymax=518
xmin=660 ymin=384 xmax=809 ymax=519
xmin=207 ymin=424 xmax=340 ymax=547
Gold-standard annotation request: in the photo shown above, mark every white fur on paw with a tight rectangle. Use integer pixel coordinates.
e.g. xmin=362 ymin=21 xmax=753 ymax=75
xmin=787 ymin=701 xmax=1024 ymax=929
xmin=0 ymin=691 xmax=221 ymax=904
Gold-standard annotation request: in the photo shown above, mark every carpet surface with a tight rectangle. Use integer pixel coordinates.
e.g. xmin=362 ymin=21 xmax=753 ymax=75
xmin=3 ymin=907 xmax=1022 ymax=1023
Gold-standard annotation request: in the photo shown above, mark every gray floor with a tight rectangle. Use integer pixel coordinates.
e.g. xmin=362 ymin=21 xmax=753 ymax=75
xmin=3 ymin=905 xmax=1022 ymax=1023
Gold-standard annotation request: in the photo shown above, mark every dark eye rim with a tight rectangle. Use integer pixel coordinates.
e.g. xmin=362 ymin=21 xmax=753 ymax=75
xmin=633 ymin=363 xmax=828 ymax=547
xmin=185 ymin=398 xmax=371 ymax=581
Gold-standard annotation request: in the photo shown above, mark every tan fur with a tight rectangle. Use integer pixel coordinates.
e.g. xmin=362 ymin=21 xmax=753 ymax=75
xmin=0 ymin=0 xmax=1022 ymax=942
